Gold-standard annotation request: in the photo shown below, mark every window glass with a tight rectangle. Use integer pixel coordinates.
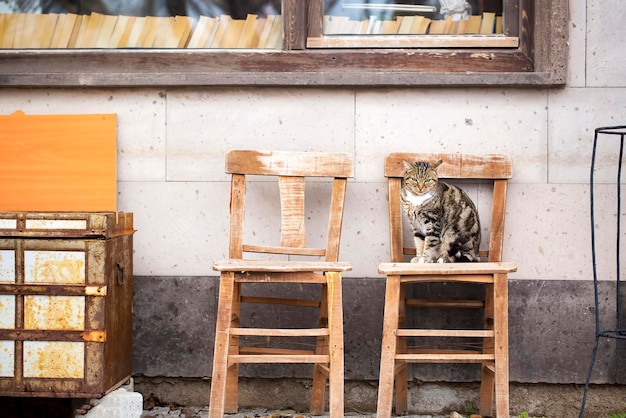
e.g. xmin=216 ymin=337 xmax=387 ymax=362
xmin=323 ymin=0 xmax=503 ymax=35
xmin=0 ymin=0 xmax=282 ymax=48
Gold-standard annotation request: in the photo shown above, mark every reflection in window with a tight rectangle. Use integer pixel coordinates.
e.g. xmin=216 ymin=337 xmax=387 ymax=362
xmin=0 ymin=0 xmax=283 ymax=48
xmin=323 ymin=0 xmax=503 ymax=35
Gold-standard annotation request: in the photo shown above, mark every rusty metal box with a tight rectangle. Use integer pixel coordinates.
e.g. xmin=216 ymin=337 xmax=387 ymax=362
xmin=0 ymin=212 xmax=134 ymax=398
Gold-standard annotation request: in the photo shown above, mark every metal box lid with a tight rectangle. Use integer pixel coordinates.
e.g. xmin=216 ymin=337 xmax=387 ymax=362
xmin=0 ymin=212 xmax=134 ymax=238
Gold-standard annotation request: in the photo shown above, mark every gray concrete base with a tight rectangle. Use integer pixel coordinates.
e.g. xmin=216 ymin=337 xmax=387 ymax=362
xmin=78 ymin=379 xmax=143 ymax=418
xmin=133 ymin=377 xmax=626 ymax=418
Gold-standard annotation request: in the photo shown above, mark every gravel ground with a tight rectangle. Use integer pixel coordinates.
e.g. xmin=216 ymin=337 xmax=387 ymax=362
xmin=140 ymin=405 xmax=454 ymax=418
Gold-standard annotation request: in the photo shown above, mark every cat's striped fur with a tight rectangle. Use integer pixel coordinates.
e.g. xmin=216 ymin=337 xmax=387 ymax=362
xmin=401 ymin=160 xmax=481 ymax=263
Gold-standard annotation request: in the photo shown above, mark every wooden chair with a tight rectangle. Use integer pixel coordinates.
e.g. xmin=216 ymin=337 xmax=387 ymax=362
xmin=209 ymin=150 xmax=353 ymax=418
xmin=376 ymin=153 xmax=517 ymax=417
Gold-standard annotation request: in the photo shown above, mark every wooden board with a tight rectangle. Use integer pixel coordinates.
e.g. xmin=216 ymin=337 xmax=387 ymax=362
xmin=0 ymin=111 xmax=117 ymax=212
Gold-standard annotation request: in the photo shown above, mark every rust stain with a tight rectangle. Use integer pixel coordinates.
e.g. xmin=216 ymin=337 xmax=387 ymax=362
xmin=0 ymin=341 xmax=15 ymax=377
xmin=25 ymin=250 xmax=85 ymax=284
xmin=24 ymin=296 xmax=85 ymax=330
xmin=23 ymin=341 xmax=84 ymax=379
xmin=84 ymin=286 xmax=107 ymax=296
xmin=81 ymin=330 xmax=106 ymax=342
xmin=0 ymin=295 xmax=16 ymax=329
xmin=0 ymin=250 xmax=16 ymax=283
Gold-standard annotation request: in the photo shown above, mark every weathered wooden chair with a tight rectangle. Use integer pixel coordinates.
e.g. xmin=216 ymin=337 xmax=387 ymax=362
xmin=209 ymin=150 xmax=353 ymax=418
xmin=376 ymin=153 xmax=516 ymax=417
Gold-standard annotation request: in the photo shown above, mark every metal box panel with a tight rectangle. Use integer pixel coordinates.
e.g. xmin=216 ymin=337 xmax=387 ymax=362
xmin=0 ymin=212 xmax=134 ymax=398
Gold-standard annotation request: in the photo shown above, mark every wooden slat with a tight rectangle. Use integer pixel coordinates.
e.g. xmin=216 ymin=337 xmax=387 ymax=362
xmin=279 ymin=176 xmax=307 ymax=248
xmin=226 ymin=150 xmax=354 ymax=178
xmin=396 ymin=353 xmax=495 ymax=363
xmin=489 ymin=179 xmax=508 ymax=262
xmin=379 ymin=261 xmax=517 ymax=275
xmin=229 ymin=328 xmax=328 ymax=337
xmin=388 ymin=178 xmax=405 ymax=263
xmin=234 ymin=271 xmax=328 ymax=284
xmin=238 ymin=347 xmax=314 ymax=356
xmin=397 ymin=329 xmax=494 ymax=338
xmin=400 ymin=274 xmax=494 ymax=283
xmin=406 ymin=298 xmax=484 ymax=308
xmin=213 ymin=259 xmax=352 ymax=272
xmin=407 ymin=348 xmax=483 ymax=355
xmin=229 ymin=354 xmax=329 ymax=364
xmin=404 ymin=247 xmax=490 ymax=258
xmin=242 ymin=244 xmax=325 ymax=256
xmin=325 ymin=178 xmax=348 ymax=262
xmin=228 ymin=174 xmax=245 ymax=259
xmin=385 ymin=153 xmax=512 ymax=179
xmin=240 ymin=295 xmax=321 ymax=308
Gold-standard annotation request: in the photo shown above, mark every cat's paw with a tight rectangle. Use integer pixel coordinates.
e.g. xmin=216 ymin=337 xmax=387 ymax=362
xmin=437 ymin=257 xmax=445 ymax=263
xmin=410 ymin=256 xmax=427 ymax=263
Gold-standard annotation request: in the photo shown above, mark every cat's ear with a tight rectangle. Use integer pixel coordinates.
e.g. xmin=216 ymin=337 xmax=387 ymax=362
xmin=431 ymin=160 xmax=443 ymax=169
xmin=403 ymin=160 xmax=414 ymax=171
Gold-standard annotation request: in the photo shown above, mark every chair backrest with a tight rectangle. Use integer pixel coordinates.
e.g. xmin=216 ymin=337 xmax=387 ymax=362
xmin=384 ymin=153 xmax=512 ymax=263
xmin=226 ymin=150 xmax=354 ymax=262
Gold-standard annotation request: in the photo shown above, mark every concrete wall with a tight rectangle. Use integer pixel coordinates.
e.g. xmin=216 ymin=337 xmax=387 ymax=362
xmin=1 ymin=0 xmax=626 ymax=397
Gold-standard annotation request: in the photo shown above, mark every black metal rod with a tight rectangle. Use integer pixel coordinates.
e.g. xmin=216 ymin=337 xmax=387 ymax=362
xmin=580 ymin=125 xmax=626 ymax=417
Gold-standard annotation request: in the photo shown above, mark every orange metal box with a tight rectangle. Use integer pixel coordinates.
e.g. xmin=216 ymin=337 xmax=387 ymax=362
xmin=0 ymin=212 xmax=134 ymax=398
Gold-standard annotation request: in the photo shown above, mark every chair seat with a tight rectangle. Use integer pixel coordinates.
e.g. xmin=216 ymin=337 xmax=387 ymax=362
xmin=213 ymin=258 xmax=353 ymax=272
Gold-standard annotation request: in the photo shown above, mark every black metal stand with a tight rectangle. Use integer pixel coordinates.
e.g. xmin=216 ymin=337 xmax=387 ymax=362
xmin=579 ymin=125 xmax=626 ymax=418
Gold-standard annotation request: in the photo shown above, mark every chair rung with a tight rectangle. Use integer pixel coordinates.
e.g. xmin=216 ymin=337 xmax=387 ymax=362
xmin=229 ymin=354 xmax=330 ymax=364
xmin=397 ymin=352 xmax=495 ymax=363
xmin=398 ymin=329 xmax=494 ymax=338
xmin=235 ymin=271 xmax=328 ymax=284
xmin=239 ymin=347 xmax=314 ymax=356
xmin=241 ymin=295 xmax=321 ymax=308
xmin=399 ymin=274 xmax=494 ymax=283
xmin=406 ymin=298 xmax=484 ymax=309
xmin=230 ymin=327 xmax=329 ymax=337
xmin=407 ymin=348 xmax=482 ymax=355
xmin=214 ymin=259 xmax=352 ymax=273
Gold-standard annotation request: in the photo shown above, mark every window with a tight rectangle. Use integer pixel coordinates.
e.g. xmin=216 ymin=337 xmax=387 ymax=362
xmin=0 ymin=0 xmax=567 ymax=87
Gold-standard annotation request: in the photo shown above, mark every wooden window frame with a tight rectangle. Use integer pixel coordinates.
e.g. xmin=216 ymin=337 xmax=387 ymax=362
xmin=0 ymin=0 xmax=567 ymax=87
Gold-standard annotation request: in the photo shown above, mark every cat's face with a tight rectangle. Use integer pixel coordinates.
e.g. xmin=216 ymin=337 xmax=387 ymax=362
xmin=402 ymin=160 xmax=443 ymax=195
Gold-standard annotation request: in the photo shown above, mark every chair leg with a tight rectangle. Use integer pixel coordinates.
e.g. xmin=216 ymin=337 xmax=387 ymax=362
xmin=493 ymin=273 xmax=509 ymax=418
xmin=209 ymin=272 xmax=236 ymax=418
xmin=326 ymin=272 xmax=345 ymax=418
xmin=377 ymin=275 xmax=401 ymax=418
xmin=394 ymin=283 xmax=408 ymax=415
xmin=311 ymin=284 xmax=329 ymax=415
xmin=480 ymin=282 xmax=495 ymax=416
xmin=224 ymin=281 xmax=241 ymax=413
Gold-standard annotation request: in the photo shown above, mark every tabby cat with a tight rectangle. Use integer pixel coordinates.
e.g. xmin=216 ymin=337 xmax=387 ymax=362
xmin=401 ymin=160 xmax=481 ymax=263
